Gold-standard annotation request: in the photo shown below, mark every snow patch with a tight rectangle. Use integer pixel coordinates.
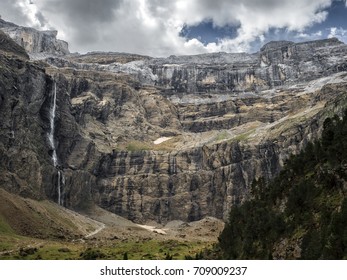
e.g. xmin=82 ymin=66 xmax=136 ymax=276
xmin=137 ymin=224 xmax=167 ymax=235
xmin=154 ymin=137 xmax=172 ymax=145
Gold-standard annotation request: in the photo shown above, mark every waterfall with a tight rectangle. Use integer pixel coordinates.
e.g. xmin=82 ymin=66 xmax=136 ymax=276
xmin=48 ymin=82 xmax=58 ymax=167
xmin=48 ymin=81 xmax=64 ymax=206
xmin=57 ymin=170 xmax=61 ymax=205
xmin=57 ymin=170 xmax=65 ymax=206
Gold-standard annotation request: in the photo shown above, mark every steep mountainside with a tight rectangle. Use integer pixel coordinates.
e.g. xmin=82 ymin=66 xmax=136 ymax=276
xmin=1 ymin=19 xmax=347 ymax=225
xmin=0 ymin=31 xmax=52 ymax=200
xmin=219 ymin=111 xmax=347 ymax=259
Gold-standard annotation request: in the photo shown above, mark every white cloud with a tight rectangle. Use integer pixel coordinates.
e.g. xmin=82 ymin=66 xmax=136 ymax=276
xmin=329 ymin=27 xmax=338 ymax=37
xmin=328 ymin=26 xmax=347 ymax=42
xmin=295 ymin=30 xmax=323 ymax=40
xmin=3 ymin=0 xmax=334 ymax=56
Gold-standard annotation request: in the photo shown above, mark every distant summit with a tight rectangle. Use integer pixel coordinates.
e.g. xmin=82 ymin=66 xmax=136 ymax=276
xmin=0 ymin=29 xmax=29 ymax=59
xmin=260 ymin=38 xmax=343 ymax=52
xmin=0 ymin=18 xmax=69 ymax=59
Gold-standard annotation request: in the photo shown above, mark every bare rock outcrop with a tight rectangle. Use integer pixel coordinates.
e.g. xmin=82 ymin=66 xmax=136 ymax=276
xmin=147 ymin=38 xmax=347 ymax=93
xmin=0 ymin=18 xmax=69 ymax=58
xmin=1 ymin=21 xmax=347 ymax=224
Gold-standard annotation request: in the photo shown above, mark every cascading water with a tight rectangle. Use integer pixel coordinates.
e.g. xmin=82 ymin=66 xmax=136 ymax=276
xmin=48 ymin=81 xmax=64 ymax=206
xmin=57 ymin=170 xmax=61 ymax=205
xmin=48 ymin=82 xmax=58 ymax=167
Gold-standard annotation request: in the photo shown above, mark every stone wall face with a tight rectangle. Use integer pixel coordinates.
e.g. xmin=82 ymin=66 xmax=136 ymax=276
xmin=2 ymin=22 xmax=347 ymax=223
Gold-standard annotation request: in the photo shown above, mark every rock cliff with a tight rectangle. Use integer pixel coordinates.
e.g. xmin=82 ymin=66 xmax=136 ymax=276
xmin=0 ymin=19 xmax=69 ymax=58
xmin=0 ymin=31 xmax=53 ymax=200
xmin=1 ymin=21 xmax=347 ymax=223
xmin=148 ymin=38 xmax=346 ymax=93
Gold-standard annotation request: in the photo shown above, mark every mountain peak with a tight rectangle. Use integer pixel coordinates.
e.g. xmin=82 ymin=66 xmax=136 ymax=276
xmin=260 ymin=37 xmax=343 ymax=52
xmin=0 ymin=19 xmax=69 ymax=58
xmin=0 ymin=29 xmax=29 ymax=59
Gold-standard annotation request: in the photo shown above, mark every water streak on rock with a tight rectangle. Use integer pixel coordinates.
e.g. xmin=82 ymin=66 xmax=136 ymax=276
xmin=48 ymin=81 xmax=64 ymax=206
xmin=48 ymin=82 xmax=57 ymax=167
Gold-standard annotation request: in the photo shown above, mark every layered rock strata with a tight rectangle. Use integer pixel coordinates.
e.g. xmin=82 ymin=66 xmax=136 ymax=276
xmin=1 ymin=22 xmax=347 ymax=223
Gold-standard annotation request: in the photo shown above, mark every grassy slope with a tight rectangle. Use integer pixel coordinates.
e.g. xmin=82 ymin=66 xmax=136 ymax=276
xmin=0 ymin=188 xmax=215 ymax=260
xmin=0 ymin=188 xmax=97 ymax=259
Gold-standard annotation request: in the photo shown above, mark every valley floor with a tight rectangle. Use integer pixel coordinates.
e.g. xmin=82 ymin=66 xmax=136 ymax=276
xmin=0 ymin=189 xmax=223 ymax=260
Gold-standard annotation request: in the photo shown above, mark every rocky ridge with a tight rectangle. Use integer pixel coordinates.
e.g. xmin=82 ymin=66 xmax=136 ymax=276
xmin=0 ymin=18 xmax=69 ymax=58
xmin=1 ymin=21 xmax=347 ymax=224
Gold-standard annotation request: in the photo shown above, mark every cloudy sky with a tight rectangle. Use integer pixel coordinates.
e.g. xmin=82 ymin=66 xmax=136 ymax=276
xmin=1 ymin=0 xmax=347 ymax=56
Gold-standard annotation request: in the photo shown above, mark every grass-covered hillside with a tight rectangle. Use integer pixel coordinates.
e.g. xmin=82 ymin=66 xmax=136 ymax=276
xmin=219 ymin=110 xmax=347 ymax=259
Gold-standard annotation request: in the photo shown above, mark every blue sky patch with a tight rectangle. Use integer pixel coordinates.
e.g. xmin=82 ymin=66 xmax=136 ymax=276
xmin=179 ymin=20 xmax=240 ymax=45
xmin=180 ymin=0 xmax=347 ymax=51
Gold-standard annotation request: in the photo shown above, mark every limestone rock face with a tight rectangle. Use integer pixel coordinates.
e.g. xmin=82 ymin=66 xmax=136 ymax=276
xmin=46 ymin=69 xmax=347 ymax=223
xmin=0 ymin=19 xmax=69 ymax=57
xmin=0 ymin=30 xmax=29 ymax=59
xmin=147 ymin=38 xmax=347 ymax=93
xmin=0 ymin=46 xmax=53 ymax=199
xmin=1 ymin=21 xmax=347 ymax=223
